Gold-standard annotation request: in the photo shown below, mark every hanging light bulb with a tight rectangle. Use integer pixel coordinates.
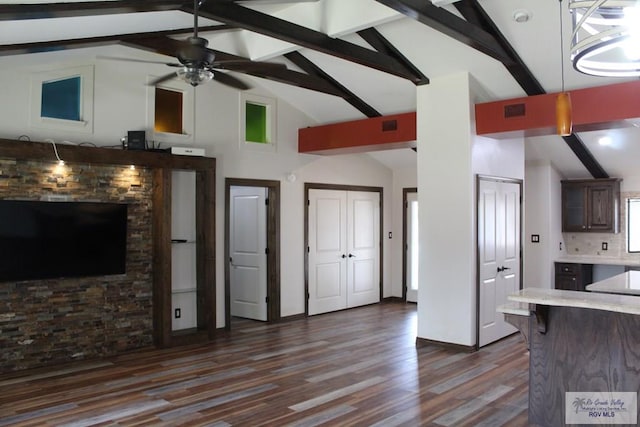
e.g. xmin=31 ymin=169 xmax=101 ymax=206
xmin=557 ymin=0 xmax=573 ymax=136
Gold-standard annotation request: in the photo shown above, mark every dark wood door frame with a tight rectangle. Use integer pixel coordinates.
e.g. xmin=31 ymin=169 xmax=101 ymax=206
xmin=475 ymin=174 xmax=523 ymax=350
xmin=304 ymin=182 xmax=384 ymax=315
xmin=402 ymin=187 xmax=417 ymax=302
xmin=225 ymin=178 xmax=281 ymax=329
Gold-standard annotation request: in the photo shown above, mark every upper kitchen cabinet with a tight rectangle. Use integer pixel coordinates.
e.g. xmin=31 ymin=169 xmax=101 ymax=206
xmin=562 ymin=179 xmax=621 ymax=233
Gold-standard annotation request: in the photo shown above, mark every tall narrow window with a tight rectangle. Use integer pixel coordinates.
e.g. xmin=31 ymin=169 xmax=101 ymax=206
xmin=245 ymin=102 xmax=267 ymax=143
xmin=155 ymin=88 xmax=183 ymax=134
xmin=41 ymin=76 xmax=81 ymax=121
xmin=628 ymin=198 xmax=640 ymax=252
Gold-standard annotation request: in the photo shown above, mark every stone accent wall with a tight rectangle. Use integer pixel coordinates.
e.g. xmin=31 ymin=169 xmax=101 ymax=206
xmin=0 ymin=158 xmax=154 ymax=373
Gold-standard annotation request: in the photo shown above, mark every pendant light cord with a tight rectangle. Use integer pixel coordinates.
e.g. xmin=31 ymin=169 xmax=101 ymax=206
xmin=559 ymin=0 xmax=565 ymax=92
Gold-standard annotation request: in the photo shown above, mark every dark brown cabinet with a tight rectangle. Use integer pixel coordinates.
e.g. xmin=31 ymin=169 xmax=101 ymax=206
xmin=561 ymin=178 xmax=620 ymax=233
xmin=554 ymin=262 xmax=593 ymax=291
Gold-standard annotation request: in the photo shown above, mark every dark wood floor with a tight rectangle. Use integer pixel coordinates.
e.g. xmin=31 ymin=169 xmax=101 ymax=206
xmin=0 ymin=303 xmax=530 ymax=426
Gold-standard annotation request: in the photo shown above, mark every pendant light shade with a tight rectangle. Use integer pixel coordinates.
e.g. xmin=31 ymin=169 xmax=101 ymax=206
xmin=556 ymin=92 xmax=572 ymax=136
xmin=557 ymin=0 xmax=573 ymax=136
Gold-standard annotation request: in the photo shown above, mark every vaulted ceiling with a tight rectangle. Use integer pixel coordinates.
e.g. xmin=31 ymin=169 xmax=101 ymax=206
xmin=2 ymin=0 xmax=639 ymax=179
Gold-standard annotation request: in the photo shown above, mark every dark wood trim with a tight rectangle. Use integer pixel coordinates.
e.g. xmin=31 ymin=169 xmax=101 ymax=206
xmin=357 ymin=28 xmax=429 ymax=85
xmin=196 ymin=1 xmax=420 ymax=82
xmin=382 ymin=296 xmax=405 ymax=303
xmin=304 ymin=183 xmax=384 ymax=315
xmin=152 ymin=168 xmax=172 ymax=348
xmin=416 ymin=337 xmax=476 ymax=353
xmin=0 ymin=138 xmax=214 ymax=170
xmin=402 ymin=187 xmax=417 ymax=302
xmin=196 ymin=168 xmax=217 ymax=339
xmin=475 ymin=175 xmax=523 ymax=349
xmin=225 ymin=178 xmax=281 ymax=329
xmin=279 ymin=313 xmax=307 ymax=323
xmin=284 ymin=51 xmax=382 ymax=118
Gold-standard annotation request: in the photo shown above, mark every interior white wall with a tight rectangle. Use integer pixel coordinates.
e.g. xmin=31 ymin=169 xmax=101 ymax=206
xmin=390 ymin=166 xmax=417 ymax=298
xmin=0 ymin=45 xmax=395 ymax=327
xmin=524 ymin=161 xmax=564 ymax=289
xmin=416 ymin=72 xmax=524 ymax=347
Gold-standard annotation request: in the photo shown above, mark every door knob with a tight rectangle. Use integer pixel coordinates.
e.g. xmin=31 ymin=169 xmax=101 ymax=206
xmin=348 ymin=253 xmax=356 ymax=258
xmin=341 ymin=254 xmax=347 ymax=258
xmin=497 ymin=266 xmax=511 ymax=272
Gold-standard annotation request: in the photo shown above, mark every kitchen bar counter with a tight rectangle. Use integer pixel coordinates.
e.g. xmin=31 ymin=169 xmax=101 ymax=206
xmin=506 ymin=287 xmax=640 ymax=426
xmin=556 ymin=255 xmax=640 ymax=266
xmin=586 ymin=270 xmax=640 ymax=295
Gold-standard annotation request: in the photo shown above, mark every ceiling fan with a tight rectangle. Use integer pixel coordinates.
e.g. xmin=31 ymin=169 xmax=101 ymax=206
xmin=106 ymin=0 xmax=289 ymax=89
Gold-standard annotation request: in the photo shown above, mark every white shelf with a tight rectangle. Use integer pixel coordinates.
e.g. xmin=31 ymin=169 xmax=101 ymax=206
xmin=172 ymin=288 xmax=197 ymax=295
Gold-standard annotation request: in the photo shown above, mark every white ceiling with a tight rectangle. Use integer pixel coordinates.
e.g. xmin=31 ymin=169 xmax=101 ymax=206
xmin=2 ymin=0 xmax=640 ymax=179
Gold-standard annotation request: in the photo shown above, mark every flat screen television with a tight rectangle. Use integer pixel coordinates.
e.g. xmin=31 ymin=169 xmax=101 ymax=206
xmin=0 ymin=200 xmax=127 ymax=282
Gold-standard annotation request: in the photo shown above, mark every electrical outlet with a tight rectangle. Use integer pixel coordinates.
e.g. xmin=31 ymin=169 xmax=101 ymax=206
xmin=602 ymin=242 xmax=608 ymax=251
xmin=531 ymin=234 xmax=540 ymax=243
xmin=174 ymin=308 xmax=181 ymax=319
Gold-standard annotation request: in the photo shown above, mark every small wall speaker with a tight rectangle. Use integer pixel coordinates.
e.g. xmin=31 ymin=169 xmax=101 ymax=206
xmin=127 ymin=130 xmax=146 ymax=150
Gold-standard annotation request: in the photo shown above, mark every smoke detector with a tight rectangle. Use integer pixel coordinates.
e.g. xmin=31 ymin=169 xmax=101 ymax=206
xmin=513 ymin=9 xmax=532 ymax=23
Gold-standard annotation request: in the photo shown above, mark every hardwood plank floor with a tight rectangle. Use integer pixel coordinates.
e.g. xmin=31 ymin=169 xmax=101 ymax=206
xmin=0 ymin=303 xmax=530 ymax=426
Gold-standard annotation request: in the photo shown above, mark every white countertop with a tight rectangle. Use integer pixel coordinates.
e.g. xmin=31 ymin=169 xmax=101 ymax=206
xmin=508 ymin=287 xmax=640 ymax=315
xmin=586 ymin=271 xmax=640 ymax=295
xmin=556 ymin=256 xmax=640 ymax=266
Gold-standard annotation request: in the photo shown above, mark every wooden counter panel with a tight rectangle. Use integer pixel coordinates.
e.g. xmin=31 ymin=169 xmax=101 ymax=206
xmin=529 ymin=305 xmax=640 ymax=426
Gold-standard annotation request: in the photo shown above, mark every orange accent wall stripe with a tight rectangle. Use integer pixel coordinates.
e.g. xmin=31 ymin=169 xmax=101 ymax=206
xmin=475 ymin=80 xmax=640 ymax=138
xmin=298 ymin=112 xmax=416 ymax=154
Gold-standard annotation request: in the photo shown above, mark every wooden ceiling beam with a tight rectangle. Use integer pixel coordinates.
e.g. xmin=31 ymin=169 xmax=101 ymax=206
xmin=0 ymin=26 xmax=231 ymax=56
xmin=0 ymin=1 xmax=184 ymax=20
xmin=373 ymin=0 xmax=512 ymax=64
xmin=357 ymin=27 xmax=429 ymax=85
xmin=194 ymin=1 xmax=421 ymax=83
xmin=284 ymin=51 xmax=382 ymax=118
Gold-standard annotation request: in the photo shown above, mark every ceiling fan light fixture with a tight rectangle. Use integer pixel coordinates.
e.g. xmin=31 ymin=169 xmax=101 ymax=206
xmin=177 ymin=66 xmax=214 ymax=87
xmin=569 ymin=0 xmax=640 ymax=77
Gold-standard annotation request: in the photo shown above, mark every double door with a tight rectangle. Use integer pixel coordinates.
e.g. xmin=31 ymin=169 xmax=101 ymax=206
xmin=308 ymin=189 xmax=380 ymax=315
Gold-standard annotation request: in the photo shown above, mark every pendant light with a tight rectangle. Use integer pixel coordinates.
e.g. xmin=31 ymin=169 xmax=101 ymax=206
xmin=557 ymin=0 xmax=573 ymax=136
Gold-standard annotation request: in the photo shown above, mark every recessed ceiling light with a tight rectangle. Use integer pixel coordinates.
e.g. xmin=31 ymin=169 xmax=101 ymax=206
xmin=513 ymin=9 xmax=531 ymax=23
xmin=599 ymin=136 xmax=613 ymax=146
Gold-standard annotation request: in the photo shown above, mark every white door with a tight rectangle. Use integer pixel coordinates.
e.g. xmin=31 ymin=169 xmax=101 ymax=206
xmin=406 ymin=191 xmax=419 ymax=303
xmin=308 ymin=189 xmax=348 ymax=315
xmin=478 ymin=179 xmax=520 ymax=347
xmin=346 ymin=191 xmax=380 ymax=307
xmin=230 ymin=186 xmax=268 ymax=321
xmin=308 ymin=189 xmax=380 ymax=315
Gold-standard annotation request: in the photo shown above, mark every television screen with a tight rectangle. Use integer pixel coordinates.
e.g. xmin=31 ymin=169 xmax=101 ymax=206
xmin=0 ymin=200 xmax=127 ymax=282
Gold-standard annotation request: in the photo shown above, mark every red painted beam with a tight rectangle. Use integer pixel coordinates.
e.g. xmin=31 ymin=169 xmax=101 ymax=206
xmin=299 ymin=112 xmax=416 ymax=154
xmin=475 ymin=80 xmax=640 ymax=138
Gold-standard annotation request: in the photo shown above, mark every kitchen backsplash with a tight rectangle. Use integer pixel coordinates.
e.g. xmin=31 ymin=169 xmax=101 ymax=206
xmin=562 ymin=191 xmax=640 ymax=262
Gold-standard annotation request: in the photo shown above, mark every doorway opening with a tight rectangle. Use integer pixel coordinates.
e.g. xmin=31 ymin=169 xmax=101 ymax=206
xmin=403 ymin=188 xmax=418 ymax=303
xmin=225 ymin=178 xmax=280 ymax=330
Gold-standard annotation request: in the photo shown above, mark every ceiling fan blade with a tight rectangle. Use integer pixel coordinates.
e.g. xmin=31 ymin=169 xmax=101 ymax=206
xmin=97 ymin=56 xmax=182 ymax=67
xmin=149 ymin=72 xmax=179 ymax=86
xmin=214 ymin=72 xmax=251 ymax=90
